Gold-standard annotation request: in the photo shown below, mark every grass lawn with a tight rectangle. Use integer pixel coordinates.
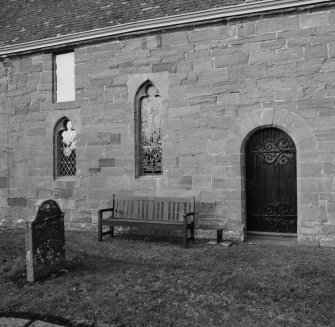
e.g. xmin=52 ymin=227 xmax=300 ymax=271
xmin=1 ymin=229 xmax=335 ymax=327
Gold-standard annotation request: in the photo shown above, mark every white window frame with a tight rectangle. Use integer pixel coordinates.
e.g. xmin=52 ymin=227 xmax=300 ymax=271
xmin=53 ymin=51 xmax=75 ymax=102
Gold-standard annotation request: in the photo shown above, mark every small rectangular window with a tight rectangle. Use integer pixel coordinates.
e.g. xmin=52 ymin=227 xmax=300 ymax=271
xmin=54 ymin=52 xmax=75 ymax=102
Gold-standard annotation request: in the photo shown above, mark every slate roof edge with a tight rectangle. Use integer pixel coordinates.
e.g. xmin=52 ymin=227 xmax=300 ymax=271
xmin=0 ymin=0 xmax=332 ymax=56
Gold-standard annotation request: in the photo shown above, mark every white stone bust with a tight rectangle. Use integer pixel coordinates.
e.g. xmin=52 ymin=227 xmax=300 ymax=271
xmin=61 ymin=120 xmax=76 ymax=156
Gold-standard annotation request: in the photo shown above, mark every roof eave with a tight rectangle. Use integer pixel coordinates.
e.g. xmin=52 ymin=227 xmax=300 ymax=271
xmin=0 ymin=0 xmax=332 ymax=56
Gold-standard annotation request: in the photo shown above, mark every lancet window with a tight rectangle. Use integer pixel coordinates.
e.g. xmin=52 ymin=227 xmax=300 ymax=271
xmin=135 ymin=83 xmax=163 ymax=177
xmin=54 ymin=117 xmax=76 ymax=177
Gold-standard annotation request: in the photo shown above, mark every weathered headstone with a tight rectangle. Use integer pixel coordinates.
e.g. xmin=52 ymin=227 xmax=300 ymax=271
xmin=25 ymin=199 xmax=65 ymax=282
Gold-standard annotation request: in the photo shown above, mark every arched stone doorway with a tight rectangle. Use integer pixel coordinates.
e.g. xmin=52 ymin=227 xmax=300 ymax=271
xmin=217 ymin=108 xmax=322 ymax=244
xmin=245 ymin=127 xmax=297 ymax=234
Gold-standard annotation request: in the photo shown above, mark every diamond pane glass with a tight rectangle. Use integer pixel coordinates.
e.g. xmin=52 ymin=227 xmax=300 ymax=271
xmin=56 ymin=119 xmax=76 ymax=177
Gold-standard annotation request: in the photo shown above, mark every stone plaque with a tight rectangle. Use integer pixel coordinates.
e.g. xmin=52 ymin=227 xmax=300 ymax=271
xmin=25 ymin=199 xmax=65 ymax=282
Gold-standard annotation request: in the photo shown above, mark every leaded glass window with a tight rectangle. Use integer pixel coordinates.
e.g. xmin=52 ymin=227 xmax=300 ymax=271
xmin=135 ymin=84 xmax=163 ymax=177
xmin=54 ymin=118 xmax=76 ymax=177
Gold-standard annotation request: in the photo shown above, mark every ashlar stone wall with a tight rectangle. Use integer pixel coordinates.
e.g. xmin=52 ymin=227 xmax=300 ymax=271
xmin=1 ymin=4 xmax=335 ymax=246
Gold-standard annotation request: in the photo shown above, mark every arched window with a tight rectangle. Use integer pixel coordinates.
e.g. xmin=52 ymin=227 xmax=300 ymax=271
xmin=54 ymin=117 xmax=76 ymax=178
xmin=135 ymin=83 xmax=163 ymax=177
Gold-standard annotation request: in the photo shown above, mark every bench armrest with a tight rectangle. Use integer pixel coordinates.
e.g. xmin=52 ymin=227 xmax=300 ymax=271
xmin=183 ymin=211 xmax=195 ymax=225
xmin=98 ymin=208 xmax=114 ymax=214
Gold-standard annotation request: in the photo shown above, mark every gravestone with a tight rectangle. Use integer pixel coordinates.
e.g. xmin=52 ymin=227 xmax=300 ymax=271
xmin=25 ymin=199 xmax=65 ymax=282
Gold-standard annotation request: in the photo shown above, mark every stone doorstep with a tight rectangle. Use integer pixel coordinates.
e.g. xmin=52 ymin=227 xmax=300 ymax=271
xmin=29 ymin=321 xmax=63 ymax=327
xmin=206 ymin=240 xmax=232 ymax=247
xmin=207 ymin=240 xmax=217 ymax=245
xmin=220 ymin=241 xmax=233 ymax=247
xmin=0 ymin=317 xmax=65 ymax=327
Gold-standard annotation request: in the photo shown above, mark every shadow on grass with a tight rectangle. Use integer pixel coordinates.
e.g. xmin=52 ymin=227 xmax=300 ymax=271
xmin=2 ymin=230 xmax=335 ymax=327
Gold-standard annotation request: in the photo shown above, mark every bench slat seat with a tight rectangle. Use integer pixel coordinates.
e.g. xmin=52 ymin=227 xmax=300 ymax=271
xmin=98 ymin=195 xmax=195 ymax=248
xmin=102 ymin=218 xmax=187 ymax=225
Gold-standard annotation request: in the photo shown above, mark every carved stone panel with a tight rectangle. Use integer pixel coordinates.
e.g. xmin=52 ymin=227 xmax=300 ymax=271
xmin=25 ymin=199 xmax=65 ymax=282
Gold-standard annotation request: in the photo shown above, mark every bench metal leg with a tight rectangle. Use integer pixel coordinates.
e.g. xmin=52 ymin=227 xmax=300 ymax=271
xmin=110 ymin=225 xmax=114 ymax=237
xmin=98 ymin=212 xmax=102 ymax=242
xmin=191 ymin=221 xmax=195 ymax=244
xmin=183 ymin=216 xmax=188 ymax=249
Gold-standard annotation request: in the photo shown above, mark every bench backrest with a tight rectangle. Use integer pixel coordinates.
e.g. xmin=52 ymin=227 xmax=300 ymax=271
xmin=113 ymin=196 xmax=195 ymax=222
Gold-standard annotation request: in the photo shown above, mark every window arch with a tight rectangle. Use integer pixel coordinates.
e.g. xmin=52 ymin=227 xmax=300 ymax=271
xmin=135 ymin=82 xmax=163 ymax=177
xmin=54 ymin=117 xmax=76 ymax=178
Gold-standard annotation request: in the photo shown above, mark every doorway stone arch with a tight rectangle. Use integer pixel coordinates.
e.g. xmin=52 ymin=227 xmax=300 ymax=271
xmin=219 ymin=108 xmax=323 ymax=245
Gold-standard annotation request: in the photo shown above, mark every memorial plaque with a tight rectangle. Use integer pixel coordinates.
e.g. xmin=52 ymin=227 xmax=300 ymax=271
xmin=25 ymin=199 xmax=65 ymax=282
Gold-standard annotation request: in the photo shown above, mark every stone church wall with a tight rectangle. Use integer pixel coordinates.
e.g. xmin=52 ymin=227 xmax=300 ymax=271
xmin=1 ymin=4 xmax=335 ymax=245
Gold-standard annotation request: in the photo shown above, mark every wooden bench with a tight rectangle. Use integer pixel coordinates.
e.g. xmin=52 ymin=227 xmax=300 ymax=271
xmin=98 ymin=195 xmax=195 ymax=248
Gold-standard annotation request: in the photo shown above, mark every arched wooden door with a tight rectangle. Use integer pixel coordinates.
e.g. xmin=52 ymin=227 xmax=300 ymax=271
xmin=246 ymin=128 xmax=297 ymax=233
